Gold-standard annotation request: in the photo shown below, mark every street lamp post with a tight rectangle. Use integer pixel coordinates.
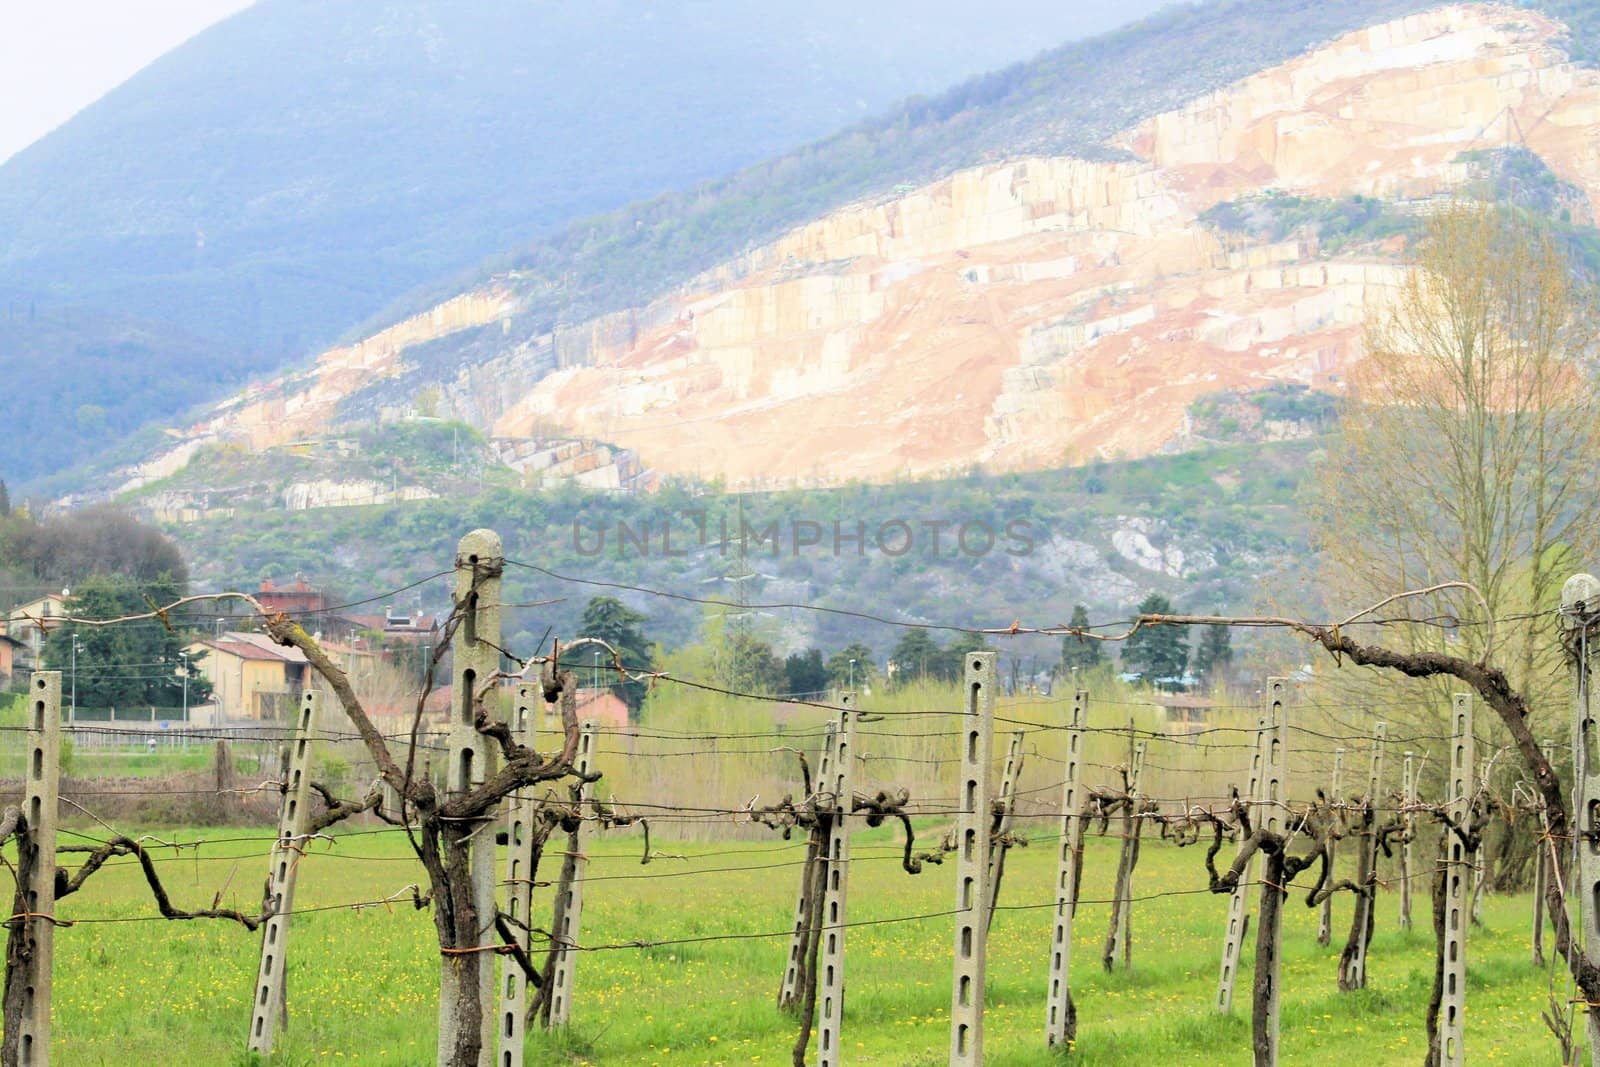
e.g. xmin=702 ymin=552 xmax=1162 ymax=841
xmin=70 ymin=636 xmax=83 ymax=725
xmin=180 ymin=650 xmax=190 ymax=724
xmin=592 ymin=650 xmax=601 ymax=691
xmin=849 ymin=658 xmax=857 ymax=692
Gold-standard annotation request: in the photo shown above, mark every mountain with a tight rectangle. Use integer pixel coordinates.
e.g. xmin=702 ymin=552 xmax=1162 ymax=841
xmin=0 ymin=0 xmax=1174 ymax=486
xmin=97 ymin=1 xmax=1600 ymax=498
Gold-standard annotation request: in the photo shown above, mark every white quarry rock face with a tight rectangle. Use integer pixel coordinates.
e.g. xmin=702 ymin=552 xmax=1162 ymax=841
xmin=119 ymin=4 xmax=1600 ymax=493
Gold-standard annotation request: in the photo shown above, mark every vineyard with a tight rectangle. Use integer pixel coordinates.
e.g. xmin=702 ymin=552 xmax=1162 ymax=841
xmin=0 ymin=530 xmax=1596 ymax=1067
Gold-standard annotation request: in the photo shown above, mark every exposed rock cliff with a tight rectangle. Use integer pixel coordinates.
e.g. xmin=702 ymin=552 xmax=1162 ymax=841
xmin=114 ymin=3 xmax=1600 ymax=494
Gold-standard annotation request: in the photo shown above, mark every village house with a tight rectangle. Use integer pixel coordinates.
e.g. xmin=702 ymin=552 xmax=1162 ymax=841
xmin=0 ymin=632 xmax=23 ymax=686
xmin=1156 ymin=693 xmax=1216 ymax=740
xmin=3 ymin=591 xmax=70 ymax=671
xmin=185 ymin=631 xmax=310 ymax=721
xmin=541 ymin=687 xmax=631 ymax=732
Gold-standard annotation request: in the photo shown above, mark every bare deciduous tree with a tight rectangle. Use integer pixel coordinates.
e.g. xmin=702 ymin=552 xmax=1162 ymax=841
xmin=1311 ymin=203 xmax=1600 ymax=709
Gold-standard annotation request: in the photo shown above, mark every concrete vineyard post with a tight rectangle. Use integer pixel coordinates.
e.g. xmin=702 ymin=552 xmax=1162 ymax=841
xmin=780 ymin=721 xmax=836 ymax=1011
xmin=1400 ymin=751 xmax=1415 ymax=931
xmin=247 ymin=690 xmax=318 ymax=1054
xmin=1217 ymin=701 xmax=1270 ymax=1014
xmin=1441 ymin=693 xmax=1474 ymax=1067
xmin=497 ymin=685 xmax=540 ymax=1066
xmin=1251 ymin=678 xmax=1288 ymax=1067
xmin=1562 ymin=574 xmax=1600 ymax=1066
xmin=18 ymin=671 xmax=61 ymax=1067
xmin=950 ymin=653 xmax=996 ymax=1066
xmin=1046 ymin=689 xmax=1088 ymax=1049
xmin=546 ymin=722 xmax=598 ymax=1029
xmin=1319 ymin=747 xmax=1343 ymax=945
xmin=440 ymin=528 xmax=503 ymax=1067
xmin=816 ymin=699 xmax=855 ymax=1067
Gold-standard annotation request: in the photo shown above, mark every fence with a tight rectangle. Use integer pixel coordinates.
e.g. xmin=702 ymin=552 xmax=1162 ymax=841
xmin=0 ymin=548 xmax=1592 ymax=1067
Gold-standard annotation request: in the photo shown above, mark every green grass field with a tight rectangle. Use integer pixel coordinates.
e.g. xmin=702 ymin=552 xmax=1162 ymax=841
xmin=24 ymin=819 xmax=1566 ymax=1065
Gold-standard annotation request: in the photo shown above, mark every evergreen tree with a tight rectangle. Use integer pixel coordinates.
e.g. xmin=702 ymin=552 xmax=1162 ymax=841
xmin=782 ymin=648 xmax=829 ymax=697
xmin=0 ymin=479 xmax=9 ymax=517
xmin=728 ymin=631 xmax=784 ymax=695
xmin=1192 ymin=623 xmax=1234 ymax=686
xmin=576 ymin=596 xmax=655 ymax=718
xmin=1121 ymin=593 xmax=1190 ymax=690
xmin=936 ymin=631 xmax=992 ymax=683
xmin=1060 ymin=604 xmax=1104 ymax=672
xmin=43 ymin=575 xmax=212 ymax=710
xmin=889 ymin=629 xmax=942 ymax=684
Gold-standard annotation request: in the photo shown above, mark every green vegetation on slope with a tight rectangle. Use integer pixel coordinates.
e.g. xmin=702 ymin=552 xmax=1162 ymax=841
xmin=159 ymin=442 xmax=1321 ymax=663
xmin=1199 ymin=192 xmax=1414 ymax=252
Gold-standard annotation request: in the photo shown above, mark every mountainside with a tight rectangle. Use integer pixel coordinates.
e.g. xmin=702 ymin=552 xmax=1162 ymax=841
xmin=162 ymin=439 xmax=1322 ymax=663
xmin=102 ymin=2 xmax=1600 ymax=495
xmin=2 ymin=0 xmax=1153 ymax=487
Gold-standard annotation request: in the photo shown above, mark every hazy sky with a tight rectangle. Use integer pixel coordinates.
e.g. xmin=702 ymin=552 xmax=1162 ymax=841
xmin=0 ymin=0 xmax=255 ymax=163
xmin=0 ymin=0 xmax=1180 ymax=166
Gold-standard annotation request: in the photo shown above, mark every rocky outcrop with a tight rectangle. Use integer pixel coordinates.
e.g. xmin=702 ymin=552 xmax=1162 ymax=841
xmin=281 ymin=479 xmax=437 ymax=511
xmin=115 ymin=3 xmax=1600 ymax=492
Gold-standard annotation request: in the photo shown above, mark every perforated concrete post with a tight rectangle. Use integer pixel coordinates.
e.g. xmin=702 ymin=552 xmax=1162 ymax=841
xmin=247 ymin=690 xmax=318 ymax=1055
xmin=1217 ymin=702 xmax=1270 ymax=1014
xmin=1562 ymin=573 xmax=1600 ymax=1066
xmin=1253 ymin=678 xmax=1289 ymax=1066
xmin=950 ymin=653 xmax=996 ymax=1066
xmin=1532 ymin=740 xmax=1554 ymax=967
xmin=1342 ymin=722 xmax=1385 ymax=991
xmin=989 ymin=730 xmax=1025 ymax=889
xmin=498 ymin=684 xmax=539 ymax=1066
xmin=18 ymin=671 xmax=61 ymax=1067
xmin=1441 ymin=693 xmax=1474 ymax=1067
xmin=547 ymin=721 xmax=597 ymax=1029
xmin=1319 ymin=747 xmax=1343 ymax=945
xmin=779 ymin=721 xmax=836 ymax=1011
xmin=1470 ymin=753 xmax=1490 ymax=926
xmin=1046 ymin=688 xmax=1087 ymax=1049
xmin=816 ymin=698 xmax=855 ymax=1067
xmin=440 ymin=528 xmax=503 ymax=1067
xmin=984 ymin=730 xmax=1025 ymax=936
xmin=1105 ymin=740 xmax=1145 ymax=969
xmin=1400 ymin=751 xmax=1415 ymax=931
